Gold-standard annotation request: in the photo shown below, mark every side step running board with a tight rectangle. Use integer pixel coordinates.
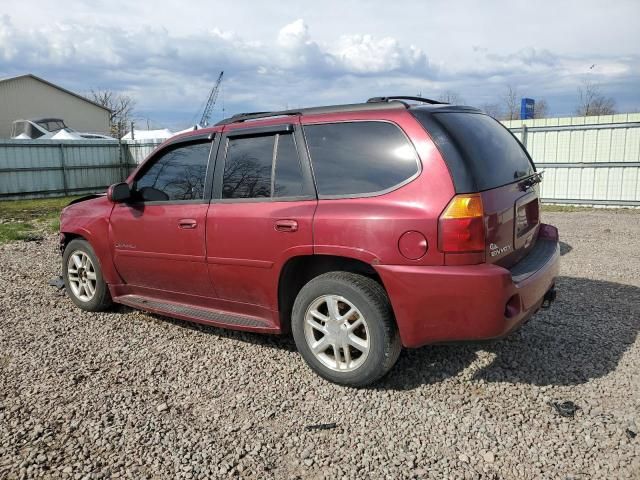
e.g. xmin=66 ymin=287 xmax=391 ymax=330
xmin=117 ymin=294 xmax=275 ymax=331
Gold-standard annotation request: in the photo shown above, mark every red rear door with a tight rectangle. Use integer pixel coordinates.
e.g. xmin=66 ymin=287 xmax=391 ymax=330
xmin=205 ymin=121 xmax=317 ymax=322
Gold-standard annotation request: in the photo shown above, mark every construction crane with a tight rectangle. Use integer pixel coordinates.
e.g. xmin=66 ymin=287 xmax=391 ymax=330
xmin=199 ymin=71 xmax=224 ymax=127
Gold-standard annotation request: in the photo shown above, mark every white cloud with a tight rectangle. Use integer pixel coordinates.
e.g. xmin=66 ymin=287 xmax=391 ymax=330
xmin=0 ymin=5 xmax=638 ymax=125
xmin=277 ymin=19 xmax=310 ymax=48
xmin=330 ymin=34 xmax=429 ymax=74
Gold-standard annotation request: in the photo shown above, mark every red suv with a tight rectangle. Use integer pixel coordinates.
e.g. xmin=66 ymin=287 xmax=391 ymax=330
xmin=59 ymin=96 xmax=559 ymax=386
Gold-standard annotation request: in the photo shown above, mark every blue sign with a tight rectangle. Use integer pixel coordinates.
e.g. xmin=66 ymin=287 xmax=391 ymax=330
xmin=521 ymin=98 xmax=535 ymax=119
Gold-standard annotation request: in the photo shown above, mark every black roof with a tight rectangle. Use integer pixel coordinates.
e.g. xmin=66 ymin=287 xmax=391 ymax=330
xmin=215 ymin=96 xmax=482 ymax=126
xmin=30 ymin=118 xmax=65 ymax=123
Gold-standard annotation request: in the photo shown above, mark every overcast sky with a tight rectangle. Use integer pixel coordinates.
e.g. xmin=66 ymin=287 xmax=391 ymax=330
xmin=1 ymin=0 xmax=639 ymax=128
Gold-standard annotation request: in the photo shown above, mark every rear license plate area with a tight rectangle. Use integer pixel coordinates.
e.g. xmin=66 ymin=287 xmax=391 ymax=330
xmin=516 ymin=197 xmax=539 ymax=238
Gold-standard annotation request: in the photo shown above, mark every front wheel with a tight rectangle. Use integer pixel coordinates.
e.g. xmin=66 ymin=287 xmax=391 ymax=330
xmin=62 ymin=239 xmax=112 ymax=311
xmin=291 ymin=272 xmax=401 ymax=387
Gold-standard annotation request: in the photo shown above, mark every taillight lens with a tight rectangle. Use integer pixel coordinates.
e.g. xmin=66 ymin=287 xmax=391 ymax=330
xmin=438 ymin=194 xmax=485 ymax=252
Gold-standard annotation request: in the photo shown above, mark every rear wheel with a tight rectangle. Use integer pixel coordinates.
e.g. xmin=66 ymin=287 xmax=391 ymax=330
xmin=291 ymin=272 xmax=401 ymax=387
xmin=62 ymin=239 xmax=112 ymax=311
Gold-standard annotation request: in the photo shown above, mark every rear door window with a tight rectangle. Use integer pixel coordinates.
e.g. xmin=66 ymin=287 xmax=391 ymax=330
xmin=303 ymin=121 xmax=419 ymax=197
xmin=274 ymin=133 xmax=304 ymax=198
xmin=412 ymin=110 xmax=534 ymax=191
xmin=222 ymin=132 xmax=306 ymax=200
xmin=222 ymin=135 xmax=273 ymax=199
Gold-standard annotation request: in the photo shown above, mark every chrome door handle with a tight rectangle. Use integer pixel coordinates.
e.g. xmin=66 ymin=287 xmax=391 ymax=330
xmin=178 ymin=219 xmax=197 ymax=229
xmin=275 ymin=219 xmax=298 ymax=232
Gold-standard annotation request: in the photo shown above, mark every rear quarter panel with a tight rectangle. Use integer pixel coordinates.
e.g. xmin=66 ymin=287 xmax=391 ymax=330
xmin=306 ymin=110 xmax=455 ymax=266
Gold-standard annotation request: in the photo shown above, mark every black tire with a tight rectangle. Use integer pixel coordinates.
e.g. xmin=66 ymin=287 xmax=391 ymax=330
xmin=62 ymin=238 xmax=112 ymax=312
xmin=291 ymin=272 xmax=401 ymax=387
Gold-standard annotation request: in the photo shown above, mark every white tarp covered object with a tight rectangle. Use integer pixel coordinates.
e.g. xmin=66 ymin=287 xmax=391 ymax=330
xmin=51 ymin=129 xmax=84 ymax=140
xmin=173 ymin=125 xmax=201 ymax=135
xmin=121 ymin=129 xmax=174 ymax=141
xmin=11 ymin=118 xmax=114 ymax=140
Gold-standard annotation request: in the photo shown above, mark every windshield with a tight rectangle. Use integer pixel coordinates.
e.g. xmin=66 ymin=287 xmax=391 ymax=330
xmin=36 ymin=120 xmax=67 ymax=132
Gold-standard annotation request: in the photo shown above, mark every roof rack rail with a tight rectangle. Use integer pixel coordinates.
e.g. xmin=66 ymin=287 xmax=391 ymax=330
xmin=216 ymin=110 xmax=301 ymax=126
xmin=367 ymin=96 xmax=447 ymax=105
xmin=215 ymin=101 xmax=407 ymax=126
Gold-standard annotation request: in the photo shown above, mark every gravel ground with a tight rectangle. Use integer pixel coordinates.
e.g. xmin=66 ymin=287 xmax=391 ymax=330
xmin=1 ymin=210 xmax=638 ymax=479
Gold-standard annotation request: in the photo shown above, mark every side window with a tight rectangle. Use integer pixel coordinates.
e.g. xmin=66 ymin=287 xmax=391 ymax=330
xmin=222 ymin=132 xmax=306 ymax=200
xmin=135 ymin=141 xmax=211 ymax=201
xmin=304 ymin=122 xmax=419 ymax=196
xmin=274 ymin=134 xmax=304 ymax=198
xmin=222 ymin=135 xmax=274 ymax=199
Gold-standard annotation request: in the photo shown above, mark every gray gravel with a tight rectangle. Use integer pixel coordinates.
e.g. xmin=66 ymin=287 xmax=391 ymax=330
xmin=1 ymin=209 xmax=639 ymax=479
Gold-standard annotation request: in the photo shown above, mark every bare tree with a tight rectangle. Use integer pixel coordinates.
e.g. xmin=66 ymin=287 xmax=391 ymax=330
xmin=502 ymin=85 xmax=520 ymax=120
xmin=533 ymin=98 xmax=550 ymax=119
xmin=479 ymin=103 xmax=502 ymax=119
xmin=575 ymin=80 xmax=616 ymax=116
xmin=89 ymin=90 xmax=136 ymax=137
xmin=438 ymin=90 xmax=465 ymax=105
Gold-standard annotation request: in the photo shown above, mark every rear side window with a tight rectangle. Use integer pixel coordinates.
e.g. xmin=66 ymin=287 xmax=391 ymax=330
xmin=222 ymin=132 xmax=305 ymax=200
xmin=274 ymin=134 xmax=304 ymax=197
xmin=304 ymin=122 xmax=419 ymax=196
xmin=412 ymin=110 xmax=534 ymax=191
xmin=223 ymin=135 xmax=273 ymax=199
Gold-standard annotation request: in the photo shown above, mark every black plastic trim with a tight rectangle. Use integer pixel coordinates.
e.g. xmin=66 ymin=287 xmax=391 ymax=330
xmin=161 ymin=132 xmax=213 ymax=148
xmin=367 ymin=95 xmax=447 ymax=105
xmin=67 ymin=193 xmax=105 ymax=206
xmin=510 ymin=239 xmax=558 ymax=283
xmin=225 ymin=124 xmax=294 ymax=138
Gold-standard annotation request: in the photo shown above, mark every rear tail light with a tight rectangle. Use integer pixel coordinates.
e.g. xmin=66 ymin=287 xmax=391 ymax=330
xmin=438 ymin=194 xmax=485 ymax=253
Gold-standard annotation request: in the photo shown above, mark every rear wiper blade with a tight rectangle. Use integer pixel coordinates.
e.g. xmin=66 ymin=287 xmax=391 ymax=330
xmin=518 ymin=171 xmax=544 ymax=191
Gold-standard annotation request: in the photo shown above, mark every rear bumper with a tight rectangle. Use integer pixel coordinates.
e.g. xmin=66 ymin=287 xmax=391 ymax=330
xmin=375 ymin=224 xmax=560 ymax=348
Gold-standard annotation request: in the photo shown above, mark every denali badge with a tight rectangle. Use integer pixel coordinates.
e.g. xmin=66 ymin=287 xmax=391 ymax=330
xmin=490 ymin=242 xmax=512 ymax=257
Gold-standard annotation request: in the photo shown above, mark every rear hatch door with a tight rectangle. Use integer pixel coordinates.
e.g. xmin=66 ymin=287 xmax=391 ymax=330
xmin=411 ymin=108 xmax=541 ymax=267
xmin=481 ymin=181 xmax=540 ymax=267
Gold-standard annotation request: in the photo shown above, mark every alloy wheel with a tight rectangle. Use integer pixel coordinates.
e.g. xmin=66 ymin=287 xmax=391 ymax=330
xmin=67 ymin=251 xmax=97 ymax=302
xmin=303 ymin=294 xmax=370 ymax=372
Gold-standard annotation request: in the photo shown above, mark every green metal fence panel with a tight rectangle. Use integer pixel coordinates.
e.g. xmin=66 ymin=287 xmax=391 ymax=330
xmin=0 ymin=118 xmax=639 ymax=205
xmin=0 ymin=139 xmax=160 ymax=199
xmin=505 ymin=115 xmax=640 ymax=206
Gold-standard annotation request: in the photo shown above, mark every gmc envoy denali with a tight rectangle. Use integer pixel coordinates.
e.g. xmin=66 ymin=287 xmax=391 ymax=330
xmin=58 ymin=96 xmax=559 ymax=386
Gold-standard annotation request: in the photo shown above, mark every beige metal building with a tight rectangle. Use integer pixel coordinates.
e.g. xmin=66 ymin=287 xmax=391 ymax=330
xmin=0 ymin=74 xmax=110 ymax=138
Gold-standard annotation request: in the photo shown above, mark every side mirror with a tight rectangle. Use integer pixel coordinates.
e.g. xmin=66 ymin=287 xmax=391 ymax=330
xmin=107 ymin=182 xmax=131 ymax=203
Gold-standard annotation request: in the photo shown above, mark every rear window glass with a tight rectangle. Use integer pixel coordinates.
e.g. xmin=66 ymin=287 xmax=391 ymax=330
xmin=413 ymin=111 xmax=534 ymax=191
xmin=223 ymin=135 xmax=273 ymax=199
xmin=304 ymin=121 xmax=419 ymax=196
xmin=274 ymin=134 xmax=304 ymax=197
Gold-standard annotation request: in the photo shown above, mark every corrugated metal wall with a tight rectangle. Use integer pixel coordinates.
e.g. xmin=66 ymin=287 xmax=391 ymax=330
xmin=123 ymin=138 xmax=168 ymax=165
xmin=1 ymin=115 xmax=639 ymax=205
xmin=503 ymin=113 xmax=640 ymax=206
